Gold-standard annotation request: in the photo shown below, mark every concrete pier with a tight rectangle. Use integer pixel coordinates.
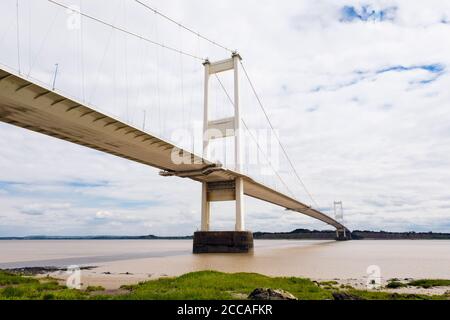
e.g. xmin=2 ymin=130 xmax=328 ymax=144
xmin=193 ymin=231 xmax=254 ymax=253
xmin=336 ymin=229 xmax=352 ymax=241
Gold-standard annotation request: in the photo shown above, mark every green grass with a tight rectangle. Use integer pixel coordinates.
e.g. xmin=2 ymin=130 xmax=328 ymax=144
xmin=116 ymin=271 xmax=332 ymax=300
xmin=389 ymin=278 xmax=400 ymax=282
xmin=386 ymin=281 xmax=407 ymax=289
xmin=0 ymin=271 xmax=39 ymax=286
xmin=0 ymin=271 xmax=89 ymax=300
xmin=408 ymin=279 xmax=450 ymax=288
xmin=85 ymin=285 xmax=105 ymax=292
xmin=0 ymin=270 xmax=449 ymax=300
xmin=339 ymin=284 xmax=354 ymax=289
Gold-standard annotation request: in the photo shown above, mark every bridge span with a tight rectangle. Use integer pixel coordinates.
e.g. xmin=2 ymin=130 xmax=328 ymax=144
xmin=0 ymin=65 xmax=351 ymax=252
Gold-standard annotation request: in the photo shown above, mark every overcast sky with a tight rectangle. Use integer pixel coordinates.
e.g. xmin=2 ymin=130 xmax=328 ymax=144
xmin=1 ymin=0 xmax=450 ymax=236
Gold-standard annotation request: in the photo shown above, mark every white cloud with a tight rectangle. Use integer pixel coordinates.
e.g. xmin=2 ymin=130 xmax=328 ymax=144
xmin=95 ymin=210 xmax=113 ymax=219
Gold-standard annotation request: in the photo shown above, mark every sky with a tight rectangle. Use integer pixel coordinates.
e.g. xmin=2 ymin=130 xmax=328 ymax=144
xmin=0 ymin=0 xmax=450 ymax=236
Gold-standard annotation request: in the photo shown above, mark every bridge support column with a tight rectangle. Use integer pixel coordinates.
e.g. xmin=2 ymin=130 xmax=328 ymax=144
xmin=336 ymin=228 xmax=351 ymax=241
xmin=235 ymin=177 xmax=245 ymax=231
xmin=194 ymin=52 xmax=253 ymax=254
xmin=200 ymin=182 xmax=210 ymax=231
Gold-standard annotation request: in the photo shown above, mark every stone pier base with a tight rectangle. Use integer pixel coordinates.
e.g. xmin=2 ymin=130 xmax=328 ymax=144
xmin=193 ymin=231 xmax=254 ymax=254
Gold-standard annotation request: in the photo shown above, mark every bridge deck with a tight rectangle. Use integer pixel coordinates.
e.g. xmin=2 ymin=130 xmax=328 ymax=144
xmin=0 ymin=67 xmax=347 ymax=231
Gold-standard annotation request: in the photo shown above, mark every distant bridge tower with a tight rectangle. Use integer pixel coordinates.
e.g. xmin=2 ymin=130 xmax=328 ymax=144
xmin=334 ymin=201 xmax=344 ymax=224
xmin=193 ymin=52 xmax=253 ymax=253
xmin=334 ymin=201 xmax=349 ymax=240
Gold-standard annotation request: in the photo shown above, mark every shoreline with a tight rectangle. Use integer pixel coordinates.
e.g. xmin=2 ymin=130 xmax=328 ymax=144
xmin=2 ymin=229 xmax=450 ymax=241
xmin=2 ymin=266 xmax=450 ymax=296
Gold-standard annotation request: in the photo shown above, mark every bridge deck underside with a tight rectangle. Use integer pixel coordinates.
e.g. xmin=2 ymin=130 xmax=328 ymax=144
xmin=0 ymin=68 xmax=347 ymax=231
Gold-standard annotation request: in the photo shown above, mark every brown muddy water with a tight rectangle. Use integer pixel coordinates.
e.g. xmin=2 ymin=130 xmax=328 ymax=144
xmin=1 ymin=240 xmax=449 ymax=289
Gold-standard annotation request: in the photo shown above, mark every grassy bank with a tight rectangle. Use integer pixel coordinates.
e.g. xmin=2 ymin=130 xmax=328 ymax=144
xmin=0 ymin=271 xmax=88 ymax=299
xmin=0 ymin=270 xmax=449 ymax=300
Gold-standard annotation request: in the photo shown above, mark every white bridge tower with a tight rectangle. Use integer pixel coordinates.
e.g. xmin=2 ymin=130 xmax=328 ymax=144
xmin=193 ymin=52 xmax=253 ymax=253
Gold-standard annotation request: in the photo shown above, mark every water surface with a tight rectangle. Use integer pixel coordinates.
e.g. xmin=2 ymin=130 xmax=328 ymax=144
xmin=1 ymin=240 xmax=449 ymax=281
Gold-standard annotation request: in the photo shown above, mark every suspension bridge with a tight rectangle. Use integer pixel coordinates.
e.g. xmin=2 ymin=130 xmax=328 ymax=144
xmin=0 ymin=0 xmax=350 ymax=253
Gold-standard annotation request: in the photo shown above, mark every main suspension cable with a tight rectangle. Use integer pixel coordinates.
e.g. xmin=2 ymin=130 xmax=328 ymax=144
xmin=134 ymin=0 xmax=234 ymax=54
